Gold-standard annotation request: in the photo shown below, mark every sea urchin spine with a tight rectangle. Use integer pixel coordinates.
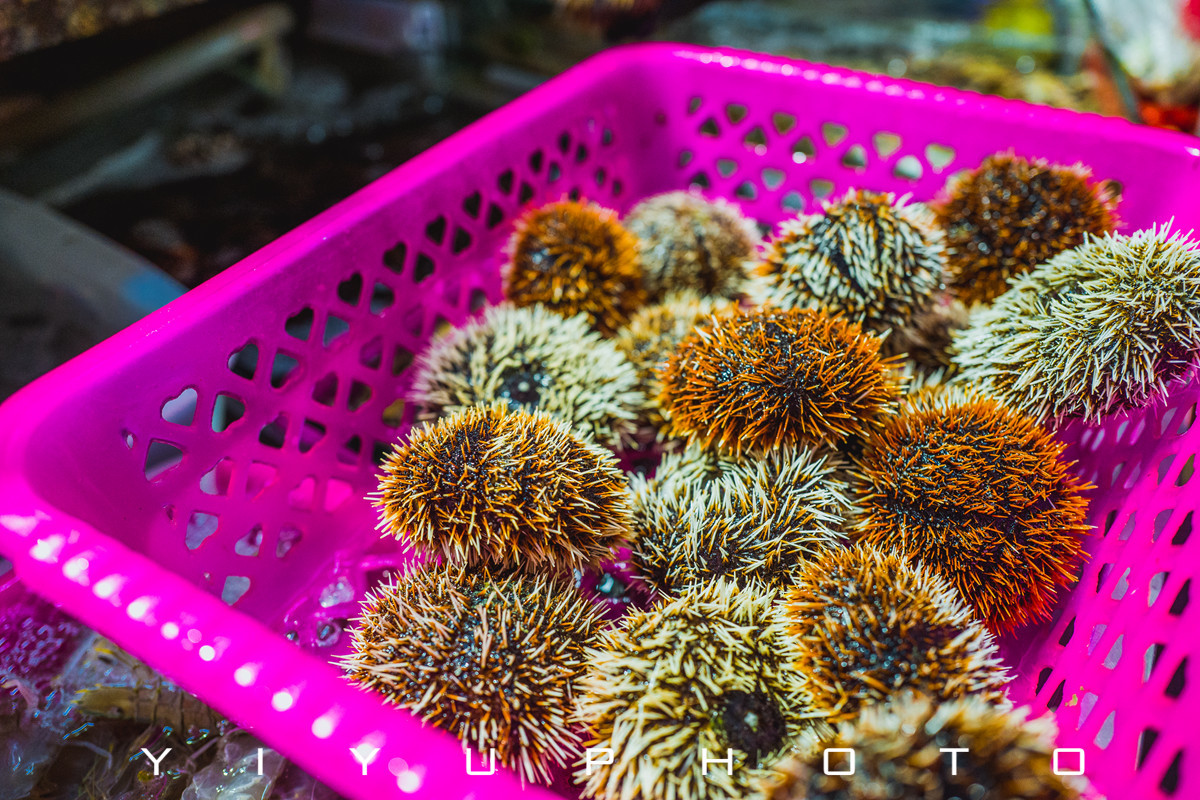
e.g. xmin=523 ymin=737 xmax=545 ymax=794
xmin=376 ymin=403 xmax=632 ymax=573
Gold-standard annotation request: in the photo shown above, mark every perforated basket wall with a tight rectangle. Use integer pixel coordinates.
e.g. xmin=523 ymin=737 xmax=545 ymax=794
xmin=1 ymin=45 xmax=1199 ymax=800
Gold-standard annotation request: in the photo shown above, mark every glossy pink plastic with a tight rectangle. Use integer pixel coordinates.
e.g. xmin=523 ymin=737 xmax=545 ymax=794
xmin=1 ymin=44 xmax=1199 ymax=800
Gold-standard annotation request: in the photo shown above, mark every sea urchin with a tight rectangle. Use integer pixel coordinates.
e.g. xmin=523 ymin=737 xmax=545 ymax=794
xmin=849 ymin=386 xmax=1092 ymax=633
xmin=660 ymin=307 xmax=899 ymax=454
xmin=761 ymin=693 xmax=1090 ymax=800
xmin=413 ymin=303 xmax=644 ymax=447
xmin=934 ymin=152 xmax=1117 ymax=305
xmin=376 ymin=404 xmax=632 ymax=573
xmin=952 ymin=224 xmax=1200 ymax=423
xmin=338 ymin=565 xmax=604 ymax=785
xmin=784 ymin=545 xmax=1009 ymax=723
xmin=624 ymin=191 xmax=760 ymax=301
xmin=504 ymin=199 xmax=646 ymax=334
xmin=576 ymin=578 xmax=810 ymax=800
xmin=751 ymin=189 xmax=945 ymax=336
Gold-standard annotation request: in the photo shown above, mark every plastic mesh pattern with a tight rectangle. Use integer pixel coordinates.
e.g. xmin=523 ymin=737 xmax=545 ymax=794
xmin=1 ymin=45 xmax=1200 ymax=800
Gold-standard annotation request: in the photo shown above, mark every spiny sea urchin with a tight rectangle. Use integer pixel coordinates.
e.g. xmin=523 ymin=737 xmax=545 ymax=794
xmin=784 ymin=546 xmax=1009 ymax=724
xmin=376 ymin=404 xmax=631 ymax=572
xmin=934 ymin=152 xmax=1118 ymax=305
xmin=628 ymin=445 xmax=848 ymax=594
xmin=613 ymin=292 xmax=737 ymax=434
xmin=576 ymin=579 xmax=810 ymax=800
xmin=504 ymin=199 xmax=646 ymax=334
xmin=413 ymin=303 xmax=644 ymax=447
xmin=888 ymin=294 xmax=971 ymax=374
xmin=849 ymin=386 xmax=1091 ymax=633
xmin=761 ymin=693 xmax=1089 ymax=800
xmin=624 ymin=191 xmax=760 ymax=301
xmin=952 ymin=224 xmax=1200 ymax=423
xmin=338 ymin=565 xmax=604 ymax=785
xmin=660 ymin=307 xmax=900 ymax=454
xmin=750 ymin=189 xmax=945 ymax=336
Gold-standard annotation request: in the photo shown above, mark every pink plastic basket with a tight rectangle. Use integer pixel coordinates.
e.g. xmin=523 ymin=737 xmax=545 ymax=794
xmin=2 ymin=43 xmax=1200 ymax=800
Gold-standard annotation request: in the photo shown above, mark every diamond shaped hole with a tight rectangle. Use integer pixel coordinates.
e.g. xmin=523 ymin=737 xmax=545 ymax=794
xmin=277 ymin=526 xmax=302 ymax=558
xmin=348 ymin=381 xmax=372 ymax=412
xmin=762 ymin=168 xmax=785 ymax=191
xmin=792 ymin=136 xmax=815 ymax=164
xmin=359 ymin=336 xmax=383 ymax=370
xmin=145 ymin=440 xmax=184 ymax=481
xmin=925 ymin=143 xmax=956 ymax=171
xmin=199 ymin=458 xmax=234 ymax=496
xmin=221 ymin=576 xmax=250 ymax=605
xmin=772 ymin=112 xmax=796 ymax=135
xmin=425 ymin=216 xmax=446 ymax=246
xmin=687 ymin=96 xmax=703 ymax=115
xmin=382 ymin=398 xmax=406 ymax=428
xmin=212 ymin=393 xmax=246 ymax=433
xmin=872 ymin=131 xmax=902 ymax=158
xmin=451 ymin=227 xmax=472 ymax=255
xmin=414 ymin=253 xmax=435 ymax=283
xmin=486 ymin=203 xmax=504 ymax=229
xmin=312 ymin=373 xmax=338 ymax=406
xmin=299 ymin=419 xmax=327 ymax=454
xmin=462 ymin=191 xmax=482 ymax=218
xmin=235 ymin=526 xmax=263 ymax=557
xmin=497 ymin=169 xmax=514 ymax=194
xmin=259 ymin=414 xmax=288 ymax=449
xmin=228 ymin=342 xmax=259 ymax=380
xmin=558 ymin=131 xmax=572 ymax=154
xmin=338 ymin=435 xmax=363 ymax=466
xmin=821 ymin=122 xmax=848 ymax=146
xmin=271 ymin=352 xmax=300 ymax=389
xmin=841 ymin=144 xmax=868 ymax=170
xmin=186 ymin=511 xmax=219 ymax=550
xmin=161 ymin=388 xmax=197 ymax=426
xmin=383 ymin=241 xmax=407 ymax=275
xmin=529 ymin=149 xmax=544 ymax=173
xmin=323 ymin=315 xmax=350 ymax=347
xmin=894 ymin=155 xmax=924 ymax=181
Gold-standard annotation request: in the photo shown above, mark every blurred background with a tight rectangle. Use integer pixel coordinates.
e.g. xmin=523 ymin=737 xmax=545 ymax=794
xmin=1 ymin=1 xmax=1199 ymax=798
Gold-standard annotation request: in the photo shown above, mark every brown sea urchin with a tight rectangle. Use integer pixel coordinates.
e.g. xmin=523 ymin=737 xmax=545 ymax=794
xmin=624 ymin=191 xmax=760 ymax=301
xmin=376 ymin=404 xmax=631 ymax=572
xmin=660 ymin=307 xmax=899 ymax=454
xmin=784 ymin=546 xmax=1009 ymax=723
xmin=504 ymin=199 xmax=646 ymax=334
xmin=338 ymin=565 xmax=605 ymax=785
xmin=576 ymin=579 xmax=810 ymax=800
xmin=934 ymin=152 xmax=1117 ymax=305
xmin=761 ymin=694 xmax=1089 ymax=800
xmin=849 ymin=387 xmax=1091 ymax=633
xmin=751 ymin=189 xmax=945 ymax=335
xmin=952 ymin=224 xmax=1200 ymax=423
xmin=613 ymin=292 xmax=737 ymax=433
xmin=413 ymin=303 xmax=644 ymax=447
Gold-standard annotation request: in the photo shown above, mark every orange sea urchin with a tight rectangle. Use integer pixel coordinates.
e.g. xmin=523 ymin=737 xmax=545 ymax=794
xmin=761 ymin=694 xmax=1090 ymax=800
xmin=376 ymin=404 xmax=631 ymax=572
xmin=338 ymin=565 xmax=605 ymax=785
xmin=934 ymin=152 xmax=1117 ymax=305
xmin=849 ymin=386 xmax=1092 ymax=633
xmin=659 ymin=307 xmax=899 ymax=454
xmin=504 ymin=199 xmax=646 ymax=334
xmin=784 ymin=546 xmax=1009 ymax=724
